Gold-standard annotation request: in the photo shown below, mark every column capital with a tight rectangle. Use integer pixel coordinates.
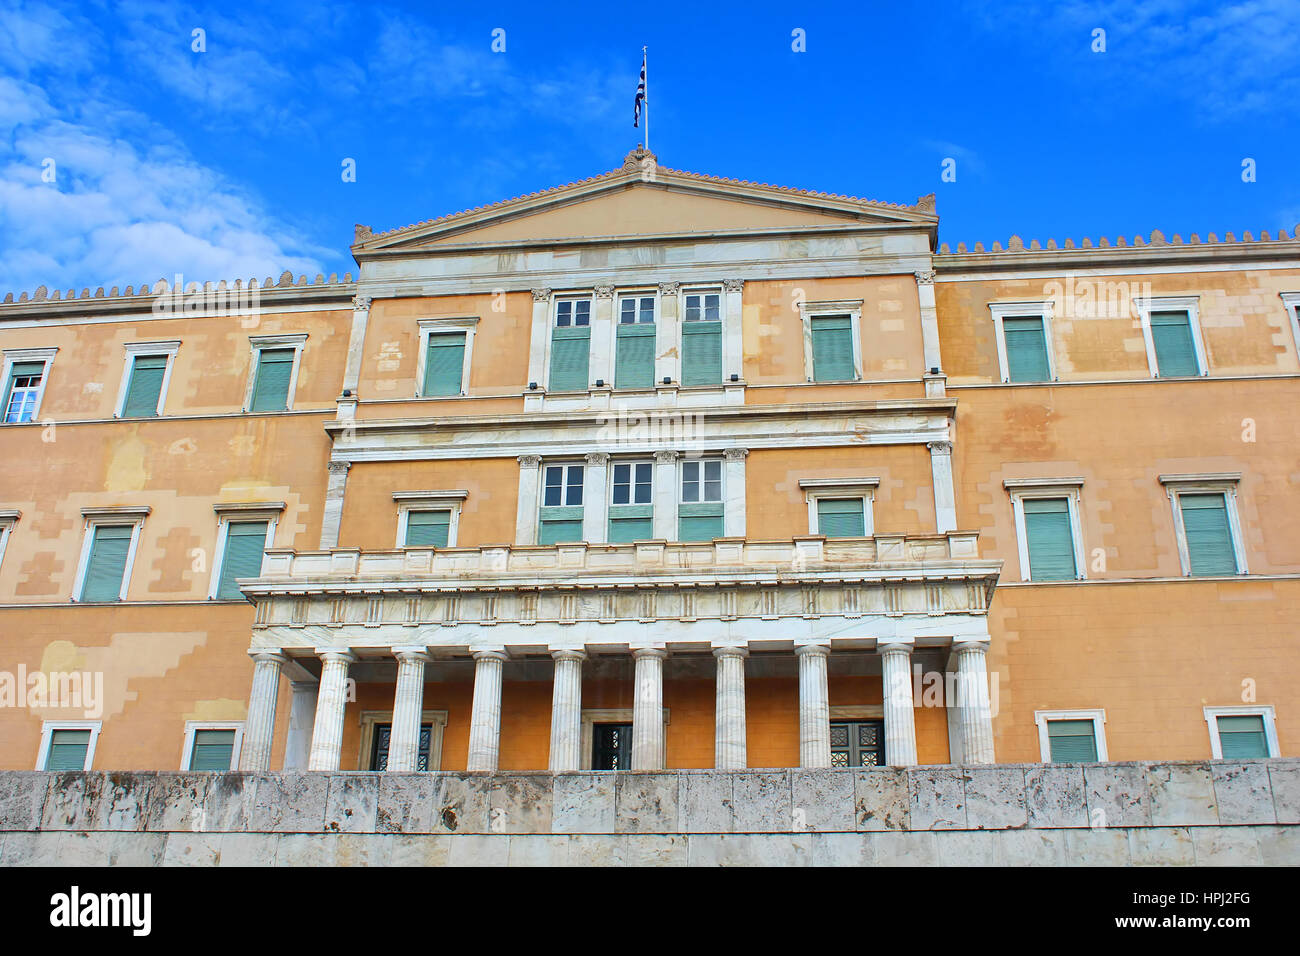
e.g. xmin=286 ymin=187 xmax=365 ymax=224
xmin=653 ymin=449 xmax=680 ymax=463
xmin=471 ymin=647 xmax=510 ymax=663
xmin=952 ymin=639 xmax=990 ymax=656
xmin=392 ymin=646 xmax=431 ymax=664
xmin=794 ymin=643 xmax=831 ymax=659
xmin=517 ymin=454 xmax=542 ymax=468
xmin=531 ymin=287 xmax=553 ymax=303
xmin=593 ymin=283 xmax=616 ymax=299
xmin=657 ymin=281 xmax=680 ymax=297
xmin=914 ymin=270 xmax=936 ymax=286
xmin=327 ymin=460 xmax=352 ymax=475
xmin=722 ymin=278 xmax=745 ymax=293
xmin=631 ymin=646 xmax=669 ymax=661
xmin=550 ymin=648 xmax=588 ymax=664
xmin=315 ymin=648 xmax=356 ymax=665
xmin=712 ymin=645 xmax=750 ymax=660
xmin=584 ymin=452 xmax=610 ymax=467
xmin=723 ymin=446 xmax=749 ymax=461
xmin=927 ymin=440 xmax=953 ymax=456
xmin=877 ymin=637 xmax=915 ymax=655
xmin=248 ymin=649 xmax=289 ymax=666
xmin=352 ymin=294 xmax=372 ymax=312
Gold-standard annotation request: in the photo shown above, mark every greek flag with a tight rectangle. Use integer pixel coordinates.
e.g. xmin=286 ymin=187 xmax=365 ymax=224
xmin=633 ymin=49 xmax=646 ymax=128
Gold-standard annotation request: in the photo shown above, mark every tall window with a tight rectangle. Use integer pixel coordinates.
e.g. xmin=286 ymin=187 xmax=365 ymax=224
xmin=3 ymin=361 xmax=47 ymax=423
xmin=539 ymin=463 xmax=584 ymax=544
xmin=78 ymin=524 xmax=135 ymax=602
xmin=1149 ymin=310 xmax=1200 ymax=377
xmin=1021 ymin=498 xmax=1078 ymax=580
xmin=421 ymin=332 xmax=467 ymax=396
xmin=549 ymin=298 xmax=591 ymax=392
xmin=591 ymin=723 xmax=633 ymax=770
xmin=1179 ymin=493 xmax=1238 ymax=575
xmin=1002 ymin=316 xmax=1051 ymax=382
xmin=615 ymin=294 xmax=656 ymax=389
xmin=810 ymin=315 xmax=855 ymax=382
xmin=681 ymin=290 xmax=722 ymax=386
xmin=249 ymin=348 xmax=295 ymax=411
xmin=608 ymin=460 xmax=653 ymax=543
xmin=119 ymin=353 xmax=171 ymax=418
xmin=678 ymin=459 xmax=723 ymax=541
xmin=214 ymin=520 xmax=271 ymax=599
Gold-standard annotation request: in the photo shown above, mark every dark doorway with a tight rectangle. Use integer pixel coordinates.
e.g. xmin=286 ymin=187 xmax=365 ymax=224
xmin=830 ymin=719 xmax=886 ymax=767
xmin=591 ymin=722 xmax=633 ymax=770
xmin=369 ymin=723 xmax=435 ymax=771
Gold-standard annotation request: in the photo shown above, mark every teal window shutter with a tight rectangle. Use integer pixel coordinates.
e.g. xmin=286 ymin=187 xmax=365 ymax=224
xmin=422 ymin=332 xmax=466 ymax=396
xmin=817 ymin=497 xmax=866 ymax=537
xmin=678 ymin=502 xmax=724 ymax=542
xmin=216 ymin=521 xmax=269 ymax=599
xmin=1150 ymin=311 xmax=1199 ymax=376
xmin=1046 ymin=719 xmax=1098 ymax=761
xmin=1217 ymin=715 xmax=1269 ymax=758
xmin=80 ymin=524 xmax=133 ymax=602
xmin=45 ymin=729 xmax=92 ymax=770
xmin=121 ymin=354 xmax=168 ymax=418
xmin=405 ymin=509 xmax=451 ymax=547
xmin=811 ymin=315 xmax=855 ymax=381
xmin=4 ymin=360 xmax=45 ymax=423
xmin=550 ymin=326 xmax=591 ymax=391
xmin=608 ymin=504 xmax=654 ymax=543
xmin=1003 ymin=317 xmax=1051 ymax=382
xmin=681 ymin=321 xmax=722 ymax=385
xmin=189 ymin=729 xmax=236 ymax=770
xmin=615 ymin=323 xmax=656 ymax=389
xmin=1022 ymin=497 xmax=1077 ymax=580
xmin=1180 ymin=493 xmax=1237 ymax=575
xmin=538 ymin=505 xmax=584 ymax=544
xmin=250 ymin=348 xmax=294 ymax=411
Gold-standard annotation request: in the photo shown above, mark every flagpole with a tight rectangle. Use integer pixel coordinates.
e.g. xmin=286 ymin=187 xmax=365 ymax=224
xmin=642 ymin=46 xmax=649 ymax=153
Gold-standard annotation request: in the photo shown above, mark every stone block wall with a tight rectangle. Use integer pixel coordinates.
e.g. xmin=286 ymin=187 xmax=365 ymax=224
xmin=1 ymin=761 xmax=1297 ymax=866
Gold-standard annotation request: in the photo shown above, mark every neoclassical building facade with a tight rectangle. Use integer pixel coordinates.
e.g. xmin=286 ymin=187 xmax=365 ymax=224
xmin=2 ymin=148 xmax=1297 ymax=777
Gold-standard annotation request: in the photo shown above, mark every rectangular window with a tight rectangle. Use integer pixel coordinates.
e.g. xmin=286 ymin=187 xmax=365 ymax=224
xmin=1180 ymin=493 xmax=1238 ymax=576
xmin=422 ymin=332 xmax=467 ymax=397
xmin=1149 ymin=310 xmax=1200 ymax=377
xmin=830 ymin=720 xmax=885 ymax=767
xmin=249 ymin=348 xmax=295 ymax=412
xmin=79 ymin=524 xmax=134 ymax=602
xmin=44 ymin=728 xmax=93 ymax=770
xmin=681 ymin=291 xmax=722 ymax=386
xmin=215 ymin=520 xmax=270 ymax=599
xmin=120 ymin=354 xmax=169 ymax=418
xmin=679 ymin=459 xmax=723 ymax=541
xmin=539 ymin=464 xmax=584 ymax=544
xmin=1022 ymin=497 xmax=1078 ymax=581
xmin=1214 ymin=715 xmax=1269 ymax=759
xmin=1046 ymin=719 xmax=1099 ymax=761
xmin=188 ymin=729 xmax=237 ymax=771
xmin=404 ymin=509 xmax=451 ymax=547
xmin=3 ymin=361 xmax=46 ymax=423
xmin=810 ymin=315 xmax=855 ymax=382
xmin=549 ymin=299 xmax=591 ymax=392
xmin=615 ymin=295 xmax=656 ymax=389
xmin=608 ymin=460 xmax=653 ymax=543
xmin=1002 ymin=316 xmax=1051 ymax=382
xmin=816 ymin=497 xmax=866 ymax=538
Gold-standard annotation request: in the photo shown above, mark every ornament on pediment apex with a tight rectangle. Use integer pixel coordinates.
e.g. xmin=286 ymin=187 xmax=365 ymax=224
xmin=326 ymin=460 xmax=352 ymax=475
xmin=354 ymin=223 xmax=373 ymax=242
xmin=593 ymin=284 xmax=616 ymax=299
xmin=518 ymin=454 xmax=542 ymax=468
xmin=653 ymin=449 xmax=680 ymax=463
xmin=352 ymin=294 xmax=372 ymax=312
xmin=657 ymin=281 xmax=680 ymax=296
xmin=914 ymin=270 xmax=936 ymax=286
xmin=914 ymin=193 xmax=936 ymax=214
xmin=622 ymin=145 xmax=658 ymax=172
xmin=585 ymin=452 xmax=611 ymax=466
xmin=723 ymin=447 xmax=749 ymax=461
xmin=531 ymin=287 xmax=553 ymax=302
xmin=927 ymin=440 xmax=953 ymax=455
xmin=722 ymin=278 xmax=745 ymax=293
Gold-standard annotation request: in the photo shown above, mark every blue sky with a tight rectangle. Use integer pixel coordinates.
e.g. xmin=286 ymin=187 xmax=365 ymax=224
xmin=1 ymin=0 xmax=1297 ymax=294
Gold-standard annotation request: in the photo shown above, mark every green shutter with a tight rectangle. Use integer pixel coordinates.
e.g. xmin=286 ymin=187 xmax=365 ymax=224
xmin=817 ymin=497 xmax=866 ymax=537
xmin=608 ymin=504 xmax=654 ymax=543
xmin=538 ymin=505 xmax=584 ymax=545
xmin=678 ymin=502 xmax=724 ymax=542
xmin=811 ymin=316 xmax=855 ymax=382
xmin=189 ymin=729 xmax=236 ymax=771
xmin=1023 ymin=498 xmax=1077 ymax=581
xmin=249 ymin=349 xmax=294 ymax=411
xmin=422 ymin=333 xmax=466 ymax=396
xmin=216 ymin=521 xmax=268 ymax=599
xmin=1150 ymin=311 xmax=1199 ymax=377
xmin=45 ymin=729 xmax=92 ymax=770
xmin=121 ymin=354 xmax=168 ymax=418
xmin=549 ymin=327 xmax=591 ymax=392
xmin=681 ymin=321 xmax=722 ymax=385
xmin=1003 ymin=317 xmax=1050 ymax=382
xmin=615 ymin=323 xmax=656 ymax=389
xmin=1181 ymin=494 xmax=1237 ymax=576
xmin=80 ymin=524 xmax=133 ymax=602
xmin=1217 ymin=715 xmax=1269 ymax=758
xmin=405 ymin=510 xmax=451 ymax=547
xmin=1047 ymin=720 xmax=1098 ymax=761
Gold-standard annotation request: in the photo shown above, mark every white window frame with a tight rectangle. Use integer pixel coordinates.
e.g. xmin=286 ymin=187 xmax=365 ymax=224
xmin=678 ymin=286 xmax=727 ymax=386
xmin=1 ymin=347 xmax=57 ymax=423
xmin=114 ymin=340 xmax=181 ymax=418
xmin=1034 ymin=709 xmax=1108 ymax=762
xmin=392 ymin=490 xmax=468 ymax=547
xmin=679 ymin=457 xmax=725 ymax=505
xmin=544 ymin=294 xmax=595 ymax=392
xmin=1133 ymin=295 xmax=1208 ymax=378
xmin=415 ymin=317 xmax=478 ymax=397
xmin=1158 ymin=474 xmax=1248 ymax=576
xmin=1281 ymin=292 xmax=1300 ymax=361
xmin=541 ymin=462 xmax=586 ymax=508
xmin=37 ymin=719 xmax=103 ymax=770
xmin=1203 ymin=705 xmax=1279 ymax=759
xmin=609 ymin=458 xmax=655 ymax=508
xmin=988 ymin=301 xmax=1056 ymax=383
xmin=1004 ymin=478 xmax=1086 ymax=582
xmin=799 ymin=478 xmax=879 ymax=536
xmin=799 ymin=299 xmax=864 ymax=383
xmin=71 ymin=506 xmax=150 ymax=602
xmin=243 ymin=334 xmax=308 ymax=412
xmin=0 ymin=510 xmax=17 ymax=574
xmin=208 ymin=503 xmax=283 ymax=599
xmin=611 ymin=289 xmax=659 ymax=387
xmin=180 ymin=720 xmax=246 ymax=770
xmin=357 ymin=709 xmax=449 ymax=770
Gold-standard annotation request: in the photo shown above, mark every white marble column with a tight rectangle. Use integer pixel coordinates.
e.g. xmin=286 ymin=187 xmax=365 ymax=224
xmin=548 ymin=649 xmax=586 ymax=772
xmin=590 ymin=284 xmax=615 ymax=386
xmin=915 ymin=270 xmax=943 ymax=373
xmin=652 ymin=450 xmax=679 ymax=540
xmin=878 ymin=639 xmax=919 ymax=766
xmin=953 ymin=640 xmax=996 ymax=764
xmin=387 ymin=647 xmax=430 ymax=772
xmin=928 ymin=440 xmax=957 ymax=533
xmin=631 ymin=647 xmax=668 ymax=770
xmin=239 ymin=650 xmax=286 ymax=771
xmin=526 ymin=288 xmax=552 ymax=388
xmin=723 ymin=447 xmax=748 ymax=537
xmin=467 ymin=649 xmax=508 ymax=771
xmin=282 ymin=679 xmax=318 ymax=771
xmin=796 ymin=644 xmax=832 ymax=768
xmin=581 ymin=453 xmax=610 ymax=544
xmin=655 ymin=282 xmax=680 ymax=385
xmin=515 ymin=454 xmax=542 ymax=545
xmin=713 ymin=646 xmax=748 ymax=769
xmin=319 ymin=460 xmax=351 ymax=549
xmin=722 ymin=278 xmax=744 ymax=379
xmin=307 ymin=649 xmax=355 ymax=771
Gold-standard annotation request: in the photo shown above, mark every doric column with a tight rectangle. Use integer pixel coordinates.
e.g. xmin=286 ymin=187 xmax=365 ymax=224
xmin=915 ymin=270 xmax=942 ymax=373
xmin=722 ymin=278 xmax=744 ymax=380
xmin=655 ymin=282 xmax=680 ymax=384
xmin=515 ymin=454 xmax=542 ymax=545
xmin=713 ymin=646 xmax=748 ymax=769
xmin=652 ymin=450 xmax=679 ymax=540
xmin=387 ymin=647 xmax=430 ymax=772
xmin=878 ymin=639 xmax=919 ymax=766
xmin=467 ymin=648 xmax=508 ymax=771
xmin=722 ymin=447 xmax=748 ymax=537
xmin=796 ymin=644 xmax=832 ymax=768
xmin=307 ymin=649 xmax=356 ymax=771
xmin=319 ymin=460 xmax=351 ymax=549
xmin=239 ymin=650 xmax=286 ymax=770
xmin=953 ymin=641 xmax=995 ymax=764
xmin=928 ymin=440 xmax=957 ymax=533
xmin=282 ymin=679 xmax=319 ymax=770
xmin=548 ymin=649 xmax=587 ymax=772
xmin=526 ymin=288 xmax=552 ymax=388
xmin=590 ymin=284 xmax=615 ymax=387
xmin=631 ymin=647 xmax=668 ymax=770
xmin=582 ymin=452 xmax=610 ymax=544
